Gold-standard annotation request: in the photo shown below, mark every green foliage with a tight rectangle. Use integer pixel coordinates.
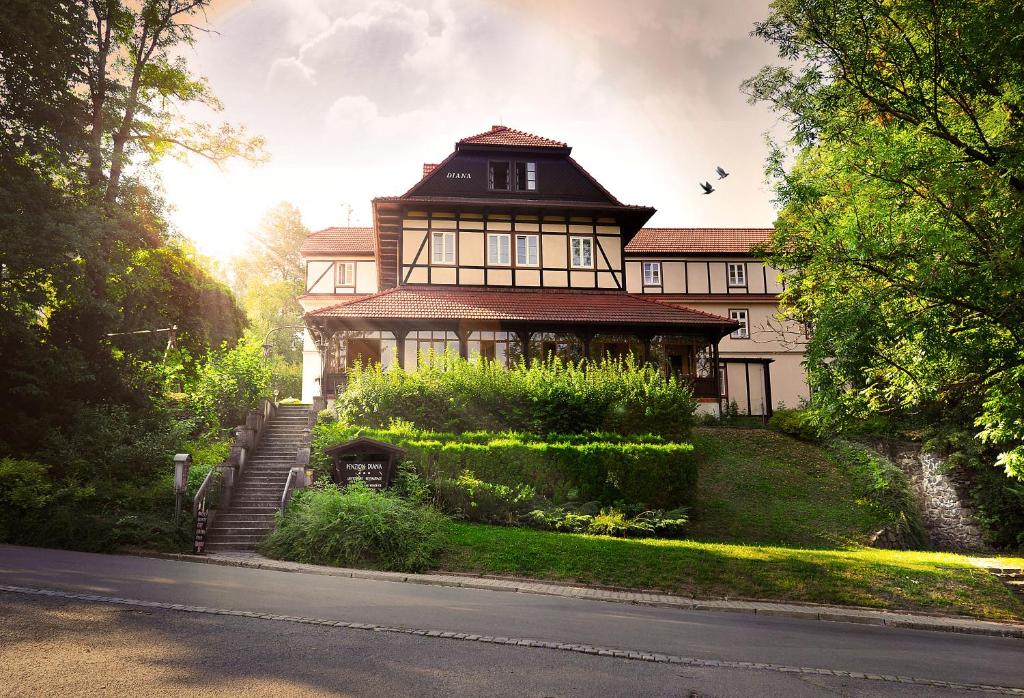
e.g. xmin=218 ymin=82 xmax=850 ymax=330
xmin=525 ymin=505 xmax=690 ymax=539
xmin=336 ymin=353 xmax=696 ymax=441
xmin=768 ymin=408 xmax=821 ymax=442
xmin=832 ymin=443 xmax=927 ymax=549
xmin=269 ymin=357 xmax=302 ymax=400
xmin=231 ymin=202 xmax=308 ymax=364
xmin=261 ymin=482 xmax=448 ymax=573
xmin=0 ymin=460 xmax=57 ymax=532
xmin=745 ymin=0 xmax=1024 ymax=478
xmin=432 ymin=471 xmax=536 ymax=524
xmin=185 ymin=340 xmax=272 ymax=430
xmin=312 ymin=421 xmax=697 ymax=509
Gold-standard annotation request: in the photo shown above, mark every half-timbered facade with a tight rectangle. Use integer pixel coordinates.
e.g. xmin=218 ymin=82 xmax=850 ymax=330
xmin=624 ymin=228 xmax=810 ymax=415
xmin=298 ymin=125 xmax=808 ymax=415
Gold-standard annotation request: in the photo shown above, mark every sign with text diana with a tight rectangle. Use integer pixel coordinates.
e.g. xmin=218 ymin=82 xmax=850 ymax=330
xmin=337 ymin=460 xmax=391 ymax=489
xmin=324 ymin=437 xmax=406 ymax=491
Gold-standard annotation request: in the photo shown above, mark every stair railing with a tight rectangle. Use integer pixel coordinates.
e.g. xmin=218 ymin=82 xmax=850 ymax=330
xmin=189 ymin=396 xmax=279 ymax=553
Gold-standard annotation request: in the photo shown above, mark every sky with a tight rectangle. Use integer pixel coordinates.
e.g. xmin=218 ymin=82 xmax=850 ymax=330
xmin=156 ymin=0 xmax=786 ymax=263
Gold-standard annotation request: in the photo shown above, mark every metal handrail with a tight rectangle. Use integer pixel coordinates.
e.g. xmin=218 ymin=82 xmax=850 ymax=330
xmin=279 ymin=468 xmax=296 ymax=513
xmin=193 ymin=469 xmax=217 ymax=517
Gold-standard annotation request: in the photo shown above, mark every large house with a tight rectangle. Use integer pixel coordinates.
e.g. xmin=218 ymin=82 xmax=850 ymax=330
xmin=298 ymin=125 xmax=809 ymax=415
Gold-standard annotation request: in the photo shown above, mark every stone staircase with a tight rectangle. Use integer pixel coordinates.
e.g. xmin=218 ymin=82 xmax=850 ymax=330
xmin=205 ymin=405 xmax=310 ymax=551
xmin=989 ymin=567 xmax=1024 ymax=602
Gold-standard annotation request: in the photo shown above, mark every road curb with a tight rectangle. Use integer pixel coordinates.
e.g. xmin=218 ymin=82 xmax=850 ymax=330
xmin=129 ymin=550 xmax=1024 ymax=640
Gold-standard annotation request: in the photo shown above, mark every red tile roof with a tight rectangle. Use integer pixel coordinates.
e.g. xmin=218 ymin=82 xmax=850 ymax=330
xmin=458 ymin=124 xmax=567 ymax=149
xmin=422 ymin=163 xmax=437 ymax=177
xmin=300 ymin=227 xmax=375 ymax=256
xmin=625 ymin=228 xmax=773 ymax=254
xmin=307 ymin=286 xmax=733 ymax=328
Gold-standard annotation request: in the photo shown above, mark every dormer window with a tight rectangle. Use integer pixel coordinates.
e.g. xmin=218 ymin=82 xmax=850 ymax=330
xmin=488 ymin=161 xmax=510 ymax=190
xmin=515 ymin=162 xmax=537 ymax=191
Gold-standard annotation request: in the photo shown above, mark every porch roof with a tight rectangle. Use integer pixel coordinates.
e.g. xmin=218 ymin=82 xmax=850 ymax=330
xmin=305 ymin=286 xmax=736 ymax=335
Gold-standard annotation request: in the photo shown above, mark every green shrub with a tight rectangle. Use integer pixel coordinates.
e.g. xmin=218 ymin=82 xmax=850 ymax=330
xmin=523 ymin=504 xmax=690 ymax=538
xmin=833 ymin=442 xmax=927 ymax=548
xmin=185 ymin=340 xmax=271 ymax=430
xmin=769 ymin=408 xmax=821 ymax=441
xmin=335 ymin=353 xmax=695 ymax=440
xmin=260 ymin=482 xmax=448 ymax=572
xmin=269 ymin=358 xmax=302 ymax=401
xmin=311 ymin=421 xmax=697 ymax=509
xmin=433 ymin=470 xmax=535 ymax=524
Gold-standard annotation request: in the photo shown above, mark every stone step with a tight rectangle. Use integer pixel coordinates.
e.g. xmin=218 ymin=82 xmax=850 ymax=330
xmin=206 ymin=521 xmax=276 ymax=532
xmin=227 ymin=506 xmax=280 ymax=515
xmin=204 ymin=536 xmax=260 ymax=548
xmin=205 ymin=534 xmax=268 ymax=546
xmin=216 ymin=513 xmax=277 ymax=522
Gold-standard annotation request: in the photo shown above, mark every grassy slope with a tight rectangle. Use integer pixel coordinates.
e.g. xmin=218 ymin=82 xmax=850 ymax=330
xmin=687 ymin=427 xmax=886 ymax=547
xmin=440 ymin=523 xmax=1024 ymax=621
xmin=437 ymin=427 xmax=1024 ymax=621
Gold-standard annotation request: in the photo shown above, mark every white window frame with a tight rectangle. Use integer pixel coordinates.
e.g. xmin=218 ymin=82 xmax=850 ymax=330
xmin=516 ymin=161 xmax=537 ymax=191
xmin=728 ymin=262 xmax=747 ymax=287
xmin=487 ymin=233 xmax=511 ymax=266
xmin=570 ymin=236 xmax=594 ymax=269
xmin=729 ymin=309 xmax=750 ymax=339
xmin=642 ymin=261 xmax=661 ymax=287
xmin=336 ymin=261 xmax=355 ymax=287
xmin=431 ymin=231 xmax=455 ymax=265
xmin=515 ymin=234 xmax=539 ymax=266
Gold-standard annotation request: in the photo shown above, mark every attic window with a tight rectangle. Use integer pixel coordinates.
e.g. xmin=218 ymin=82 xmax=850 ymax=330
xmin=488 ymin=161 xmax=510 ymax=190
xmin=515 ymin=162 xmax=537 ymax=191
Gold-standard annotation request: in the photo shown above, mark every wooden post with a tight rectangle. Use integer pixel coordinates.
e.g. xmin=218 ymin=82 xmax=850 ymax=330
xmin=517 ymin=331 xmax=533 ymax=367
xmin=394 ymin=329 xmax=408 ymax=370
xmin=639 ymin=333 xmax=653 ymax=366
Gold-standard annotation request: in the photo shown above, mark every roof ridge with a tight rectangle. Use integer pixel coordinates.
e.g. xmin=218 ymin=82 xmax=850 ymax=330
xmin=458 ymin=124 xmax=568 ymax=148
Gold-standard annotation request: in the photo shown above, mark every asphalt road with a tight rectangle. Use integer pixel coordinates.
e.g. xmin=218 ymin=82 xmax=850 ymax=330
xmin=2 ymin=544 xmax=1023 ymax=696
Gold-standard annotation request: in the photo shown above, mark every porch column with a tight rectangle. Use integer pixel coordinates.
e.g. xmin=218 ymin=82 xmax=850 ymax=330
xmin=394 ymin=329 xmax=408 ymax=370
xmin=576 ymin=332 xmax=593 ymax=363
xmin=638 ymin=333 xmax=654 ymax=366
xmin=517 ymin=331 xmax=533 ymax=367
xmin=457 ymin=329 xmax=469 ymax=360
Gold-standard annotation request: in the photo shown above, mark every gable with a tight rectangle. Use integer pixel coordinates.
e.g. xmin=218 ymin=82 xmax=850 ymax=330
xmin=405 ymin=150 xmax=620 ymax=204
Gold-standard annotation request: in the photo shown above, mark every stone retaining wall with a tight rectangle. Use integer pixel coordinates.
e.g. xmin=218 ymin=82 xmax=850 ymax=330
xmin=871 ymin=440 xmax=988 ymax=552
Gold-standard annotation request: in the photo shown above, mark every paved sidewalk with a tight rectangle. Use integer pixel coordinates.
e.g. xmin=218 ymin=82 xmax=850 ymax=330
xmin=143 ymin=550 xmax=1024 ymax=640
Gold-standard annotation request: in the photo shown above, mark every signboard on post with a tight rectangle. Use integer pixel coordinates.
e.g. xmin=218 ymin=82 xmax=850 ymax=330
xmin=324 ymin=437 xmax=405 ymax=491
xmin=193 ymin=509 xmax=209 ymax=554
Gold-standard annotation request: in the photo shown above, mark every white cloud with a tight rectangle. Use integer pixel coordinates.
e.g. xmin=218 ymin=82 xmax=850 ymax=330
xmin=157 ymin=0 xmax=784 ymax=262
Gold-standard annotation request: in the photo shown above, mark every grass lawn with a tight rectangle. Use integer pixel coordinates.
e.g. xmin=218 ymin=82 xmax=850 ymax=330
xmin=687 ymin=427 xmax=889 ymax=547
xmin=439 ymin=522 xmax=1024 ymax=622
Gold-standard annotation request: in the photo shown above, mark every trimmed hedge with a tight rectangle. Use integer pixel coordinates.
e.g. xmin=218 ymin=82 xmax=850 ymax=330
xmin=313 ymin=422 xmax=697 ymax=509
xmin=335 ymin=353 xmax=696 ymax=440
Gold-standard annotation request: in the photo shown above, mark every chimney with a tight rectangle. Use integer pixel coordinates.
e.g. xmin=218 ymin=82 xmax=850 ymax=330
xmin=422 ymin=163 xmax=437 ymax=177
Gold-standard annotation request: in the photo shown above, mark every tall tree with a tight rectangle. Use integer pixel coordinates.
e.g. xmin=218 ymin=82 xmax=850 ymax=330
xmin=232 ymin=202 xmax=309 ymax=360
xmin=0 ymin=0 xmax=256 ymax=454
xmin=83 ymin=0 xmax=266 ymax=203
xmin=744 ymin=0 xmax=1024 ymax=476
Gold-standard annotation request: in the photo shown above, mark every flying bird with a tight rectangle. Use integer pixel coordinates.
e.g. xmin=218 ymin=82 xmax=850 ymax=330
xmin=700 ymin=181 xmax=714 ymax=195
xmin=716 ymin=166 xmax=730 ymax=179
